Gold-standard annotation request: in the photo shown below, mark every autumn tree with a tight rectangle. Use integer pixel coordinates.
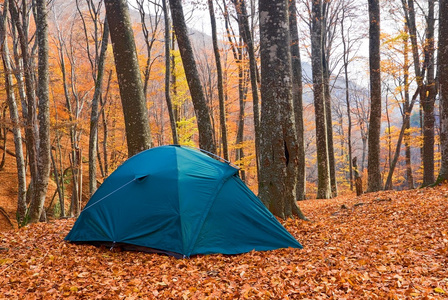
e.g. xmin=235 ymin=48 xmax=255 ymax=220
xmin=27 ymin=0 xmax=51 ymax=223
xmin=367 ymin=0 xmax=383 ymax=192
xmin=231 ymin=0 xmax=261 ymax=174
xmin=400 ymin=0 xmax=437 ymax=187
xmin=437 ymin=0 xmax=448 ymax=183
xmin=258 ymin=0 xmax=306 ymax=219
xmin=208 ymin=0 xmax=228 ymax=160
xmin=311 ymin=0 xmax=331 ymax=199
xmin=169 ymin=0 xmax=216 ymax=154
xmin=289 ymin=0 xmax=306 ymax=200
xmin=421 ymin=0 xmax=436 ymax=186
xmin=322 ymin=0 xmax=338 ymax=197
xmin=221 ymin=0 xmax=248 ymax=180
xmin=162 ymin=0 xmax=178 ymax=144
xmin=88 ymin=17 xmax=109 ymax=196
xmin=104 ymin=0 xmax=152 ymax=157
xmin=0 ymin=0 xmax=26 ymax=223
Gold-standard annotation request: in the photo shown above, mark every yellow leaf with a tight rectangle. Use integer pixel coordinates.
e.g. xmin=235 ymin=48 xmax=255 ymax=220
xmin=434 ymin=287 xmax=445 ymax=294
xmin=70 ymin=286 xmax=78 ymax=292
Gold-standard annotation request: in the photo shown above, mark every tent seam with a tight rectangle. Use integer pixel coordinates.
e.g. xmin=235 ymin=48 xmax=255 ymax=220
xmin=185 ymin=170 xmax=235 ymax=257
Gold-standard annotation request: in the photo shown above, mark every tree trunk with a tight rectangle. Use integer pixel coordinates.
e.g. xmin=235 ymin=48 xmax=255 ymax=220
xmin=28 ymin=0 xmax=51 ymax=223
xmin=222 ymin=1 xmax=246 ymax=180
xmin=89 ymin=18 xmax=109 ymax=196
xmin=0 ymin=2 xmax=27 ymax=223
xmin=323 ymin=52 xmax=337 ymax=197
xmin=258 ymin=0 xmax=307 ymax=220
xmin=403 ymin=29 xmax=414 ymax=189
xmin=162 ymin=0 xmax=178 ymax=145
xmin=436 ymin=0 xmax=448 ymax=183
xmin=311 ymin=0 xmax=331 ymax=199
xmin=367 ymin=0 xmax=383 ymax=192
xmin=208 ymin=0 xmax=228 ymax=160
xmin=232 ymin=0 xmax=261 ymax=176
xmin=384 ymin=87 xmax=420 ymax=190
xmin=104 ymin=0 xmax=152 ymax=157
xmin=353 ymin=157 xmax=363 ymax=196
xmin=169 ymin=0 xmax=216 ymax=154
xmin=9 ymin=0 xmax=39 ymax=220
xmin=289 ymin=0 xmax=306 ymax=200
xmin=421 ymin=0 xmax=436 ymax=186
xmin=341 ymin=11 xmax=353 ymax=191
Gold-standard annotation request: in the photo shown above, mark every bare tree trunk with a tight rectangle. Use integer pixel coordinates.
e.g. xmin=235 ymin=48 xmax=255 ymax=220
xmin=9 ymin=0 xmax=39 ymax=220
xmin=323 ymin=53 xmax=337 ymax=197
xmin=105 ymin=0 xmax=152 ymax=157
xmin=28 ymin=0 xmax=51 ymax=223
xmin=162 ymin=0 xmax=178 ymax=145
xmin=353 ymin=157 xmax=363 ymax=196
xmin=367 ymin=0 xmax=383 ymax=192
xmin=101 ymin=70 xmax=112 ymax=177
xmin=135 ymin=0 xmax=161 ymax=99
xmin=311 ymin=0 xmax=331 ymax=199
xmin=403 ymin=30 xmax=414 ymax=189
xmin=436 ymin=0 xmax=448 ymax=183
xmin=0 ymin=2 xmax=27 ymax=223
xmin=50 ymin=148 xmax=64 ymax=217
xmin=231 ymin=0 xmax=261 ymax=176
xmin=385 ymin=88 xmax=420 ymax=190
xmin=88 ymin=19 xmax=109 ymax=196
xmin=208 ymin=0 xmax=228 ymax=160
xmin=289 ymin=0 xmax=306 ymax=200
xmin=421 ymin=0 xmax=436 ymax=186
xmin=341 ymin=8 xmax=353 ymax=191
xmin=258 ymin=0 xmax=307 ymax=220
xmin=169 ymin=0 xmax=216 ymax=154
xmin=222 ymin=1 xmax=246 ymax=180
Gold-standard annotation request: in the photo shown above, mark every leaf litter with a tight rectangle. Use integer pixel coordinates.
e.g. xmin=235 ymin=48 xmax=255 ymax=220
xmin=1 ymin=184 xmax=447 ymax=299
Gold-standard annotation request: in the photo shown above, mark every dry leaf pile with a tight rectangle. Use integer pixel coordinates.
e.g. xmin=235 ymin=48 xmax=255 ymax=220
xmin=1 ymin=185 xmax=447 ymax=299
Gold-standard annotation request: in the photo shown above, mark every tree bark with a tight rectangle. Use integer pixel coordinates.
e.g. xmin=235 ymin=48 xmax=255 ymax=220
xmin=421 ymin=0 xmax=436 ymax=186
xmin=384 ymin=87 xmax=420 ymax=190
xmin=169 ymin=0 xmax=216 ymax=154
xmin=9 ymin=0 xmax=39 ymax=220
xmin=321 ymin=1 xmax=337 ymax=197
xmin=289 ymin=0 xmax=306 ymax=200
xmin=0 ymin=1 xmax=27 ymax=224
xmin=231 ymin=0 xmax=261 ymax=175
xmin=258 ymin=0 xmax=307 ymax=220
xmin=353 ymin=157 xmax=363 ymax=196
xmin=341 ymin=7 xmax=353 ymax=191
xmin=436 ymin=0 xmax=448 ymax=183
xmin=28 ymin=0 xmax=51 ymax=223
xmin=162 ymin=0 xmax=178 ymax=145
xmin=208 ymin=0 xmax=228 ymax=160
xmin=367 ymin=0 xmax=383 ymax=192
xmin=311 ymin=0 xmax=331 ymax=199
xmin=403 ymin=28 xmax=414 ymax=189
xmin=104 ymin=0 xmax=152 ymax=157
xmin=222 ymin=1 xmax=246 ymax=180
xmin=89 ymin=18 xmax=109 ymax=196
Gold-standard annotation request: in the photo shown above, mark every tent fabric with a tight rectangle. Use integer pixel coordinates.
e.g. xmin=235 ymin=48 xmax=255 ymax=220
xmin=65 ymin=145 xmax=302 ymax=258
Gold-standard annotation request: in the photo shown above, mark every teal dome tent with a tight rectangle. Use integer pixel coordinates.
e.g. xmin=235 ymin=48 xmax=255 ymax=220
xmin=65 ymin=145 xmax=302 ymax=258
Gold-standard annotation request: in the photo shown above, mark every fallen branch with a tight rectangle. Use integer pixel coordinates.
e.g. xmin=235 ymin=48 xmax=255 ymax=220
xmin=0 ymin=206 xmax=14 ymax=229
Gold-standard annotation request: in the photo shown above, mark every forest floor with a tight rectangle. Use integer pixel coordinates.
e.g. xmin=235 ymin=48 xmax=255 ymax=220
xmin=1 ymin=178 xmax=447 ymax=299
xmin=1 ymin=135 xmax=448 ymax=299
